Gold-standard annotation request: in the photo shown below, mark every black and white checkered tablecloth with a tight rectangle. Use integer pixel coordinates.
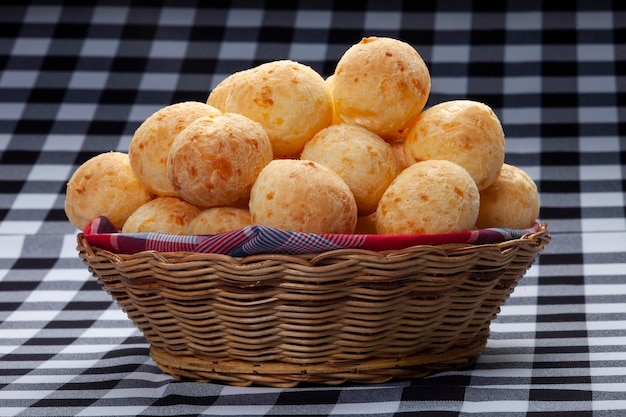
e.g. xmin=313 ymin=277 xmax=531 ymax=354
xmin=1 ymin=1 xmax=625 ymax=416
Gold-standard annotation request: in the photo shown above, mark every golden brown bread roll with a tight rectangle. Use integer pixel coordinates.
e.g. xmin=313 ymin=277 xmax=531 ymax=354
xmin=122 ymin=196 xmax=201 ymax=234
xmin=300 ymin=123 xmax=398 ymax=216
xmin=210 ymin=59 xmax=333 ymax=158
xmin=167 ymin=112 xmax=273 ymax=208
xmin=330 ymin=36 xmax=431 ymax=142
xmin=403 ymin=99 xmax=505 ymax=191
xmin=249 ymin=159 xmax=358 ymax=234
xmin=476 ymin=163 xmax=540 ymax=229
xmin=128 ymin=101 xmax=222 ymax=197
xmin=186 ymin=206 xmax=252 ymax=234
xmin=390 ymin=141 xmax=410 ymax=172
xmin=354 ymin=213 xmax=377 ymax=234
xmin=206 ymin=69 xmax=247 ymax=111
xmin=324 ymin=74 xmax=343 ymax=125
xmin=64 ymin=151 xmax=153 ymax=231
xmin=376 ymin=159 xmax=479 ymax=235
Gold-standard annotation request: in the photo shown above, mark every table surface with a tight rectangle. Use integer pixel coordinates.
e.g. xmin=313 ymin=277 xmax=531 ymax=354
xmin=1 ymin=1 xmax=625 ymax=416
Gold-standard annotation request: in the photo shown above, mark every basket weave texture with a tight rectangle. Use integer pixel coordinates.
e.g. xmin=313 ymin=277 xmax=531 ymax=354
xmin=77 ymin=223 xmax=550 ymax=387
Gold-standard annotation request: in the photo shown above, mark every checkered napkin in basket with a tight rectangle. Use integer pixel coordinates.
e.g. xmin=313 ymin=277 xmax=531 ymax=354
xmin=83 ymin=216 xmax=541 ymax=256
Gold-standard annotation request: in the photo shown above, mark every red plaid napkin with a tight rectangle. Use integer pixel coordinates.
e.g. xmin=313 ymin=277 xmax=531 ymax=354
xmin=83 ymin=216 xmax=542 ymax=256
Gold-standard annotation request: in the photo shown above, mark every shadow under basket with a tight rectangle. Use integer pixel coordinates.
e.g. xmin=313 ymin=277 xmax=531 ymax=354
xmin=77 ymin=223 xmax=550 ymax=387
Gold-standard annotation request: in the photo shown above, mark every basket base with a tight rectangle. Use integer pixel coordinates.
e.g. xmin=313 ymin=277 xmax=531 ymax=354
xmin=150 ymin=339 xmax=487 ymax=387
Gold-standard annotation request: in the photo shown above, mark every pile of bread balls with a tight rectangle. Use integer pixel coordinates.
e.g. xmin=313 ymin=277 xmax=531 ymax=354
xmin=65 ymin=36 xmax=540 ymax=237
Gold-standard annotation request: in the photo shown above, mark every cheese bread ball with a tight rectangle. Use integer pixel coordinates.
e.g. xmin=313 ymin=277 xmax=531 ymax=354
xmin=324 ymin=74 xmax=343 ymax=125
xmin=476 ymin=163 xmax=540 ymax=229
xmin=403 ymin=99 xmax=505 ymax=191
xmin=206 ymin=69 xmax=248 ymax=111
xmin=122 ymin=197 xmax=200 ymax=234
xmin=330 ymin=36 xmax=431 ymax=142
xmin=186 ymin=206 xmax=252 ymax=234
xmin=355 ymin=213 xmax=377 ymax=235
xmin=391 ymin=141 xmax=410 ymax=172
xmin=249 ymin=159 xmax=358 ymax=234
xmin=128 ymin=101 xmax=222 ymax=197
xmin=215 ymin=59 xmax=333 ymax=158
xmin=376 ymin=160 xmax=479 ymax=235
xmin=300 ymin=123 xmax=398 ymax=216
xmin=65 ymin=151 xmax=152 ymax=231
xmin=167 ymin=112 xmax=273 ymax=208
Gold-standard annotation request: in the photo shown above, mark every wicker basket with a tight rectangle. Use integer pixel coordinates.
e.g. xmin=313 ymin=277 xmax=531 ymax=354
xmin=77 ymin=223 xmax=550 ymax=387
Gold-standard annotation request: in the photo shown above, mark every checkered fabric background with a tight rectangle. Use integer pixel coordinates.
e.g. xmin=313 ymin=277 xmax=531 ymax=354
xmin=1 ymin=1 xmax=625 ymax=416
